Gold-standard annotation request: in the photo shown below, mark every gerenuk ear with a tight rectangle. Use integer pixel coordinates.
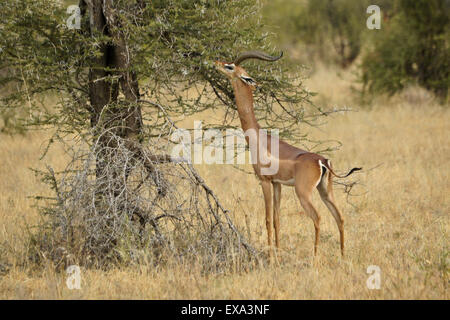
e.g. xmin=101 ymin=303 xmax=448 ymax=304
xmin=239 ymin=75 xmax=257 ymax=88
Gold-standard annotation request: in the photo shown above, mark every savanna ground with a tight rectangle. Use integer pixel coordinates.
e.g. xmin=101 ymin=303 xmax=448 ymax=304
xmin=0 ymin=65 xmax=448 ymax=299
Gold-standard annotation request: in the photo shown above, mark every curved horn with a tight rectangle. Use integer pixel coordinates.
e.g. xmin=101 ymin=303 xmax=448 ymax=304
xmin=233 ymin=51 xmax=283 ymax=66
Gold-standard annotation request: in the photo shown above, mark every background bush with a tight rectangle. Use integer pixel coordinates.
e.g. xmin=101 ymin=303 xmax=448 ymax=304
xmin=263 ymin=0 xmax=449 ymax=102
xmin=361 ymin=0 xmax=449 ymax=101
xmin=263 ymin=0 xmax=373 ymax=67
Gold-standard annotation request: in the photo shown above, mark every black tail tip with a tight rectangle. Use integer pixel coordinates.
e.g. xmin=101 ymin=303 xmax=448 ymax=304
xmin=345 ymin=167 xmax=362 ymax=177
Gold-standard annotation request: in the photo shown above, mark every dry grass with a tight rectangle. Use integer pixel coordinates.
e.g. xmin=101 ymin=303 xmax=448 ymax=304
xmin=0 ymin=66 xmax=448 ymax=299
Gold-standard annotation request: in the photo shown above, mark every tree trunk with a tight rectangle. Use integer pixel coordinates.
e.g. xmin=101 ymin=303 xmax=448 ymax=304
xmin=80 ymin=0 xmax=143 ymax=180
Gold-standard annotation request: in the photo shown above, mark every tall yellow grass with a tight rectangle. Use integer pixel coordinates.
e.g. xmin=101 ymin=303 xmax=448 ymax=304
xmin=0 ymin=66 xmax=448 ymax=299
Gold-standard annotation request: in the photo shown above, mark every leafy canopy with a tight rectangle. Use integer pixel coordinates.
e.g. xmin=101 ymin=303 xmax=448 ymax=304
xmin=0 ymin=0 xmax=318 ymax=143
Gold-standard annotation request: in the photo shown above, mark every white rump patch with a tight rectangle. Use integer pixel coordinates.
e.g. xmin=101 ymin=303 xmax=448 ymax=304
xmin=316 ymin=160 xmax=328 ymax=187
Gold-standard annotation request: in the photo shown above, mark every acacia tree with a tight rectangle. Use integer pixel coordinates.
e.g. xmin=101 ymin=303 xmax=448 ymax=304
xmin=0 ymin=0 xmax=323 ymax=268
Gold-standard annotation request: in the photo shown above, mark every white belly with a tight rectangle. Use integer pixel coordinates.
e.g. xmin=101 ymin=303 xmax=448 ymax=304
xmin=272 ymin=178 xmax=295 ymax=186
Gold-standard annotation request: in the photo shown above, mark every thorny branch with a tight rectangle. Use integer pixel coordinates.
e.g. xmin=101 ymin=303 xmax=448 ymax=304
xmin=33 ymin=100 xmax=258 ymax=269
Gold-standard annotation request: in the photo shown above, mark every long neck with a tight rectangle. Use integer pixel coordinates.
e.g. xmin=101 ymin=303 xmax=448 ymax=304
xmin=231 ymin=78 xmax=260 ymax=132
